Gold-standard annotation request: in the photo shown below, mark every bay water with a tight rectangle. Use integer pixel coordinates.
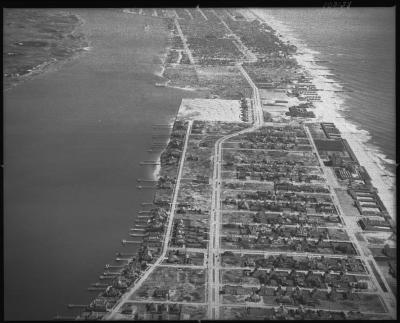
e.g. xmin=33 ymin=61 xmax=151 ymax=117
xmin=4 ymin=9 xmax=200 ymax=320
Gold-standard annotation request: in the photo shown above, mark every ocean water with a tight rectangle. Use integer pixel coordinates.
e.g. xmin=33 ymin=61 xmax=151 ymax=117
xmin=4 ymin=9 xmax=200 ymax=320
xmin=262 ymin=8 xmax=396 ymax=171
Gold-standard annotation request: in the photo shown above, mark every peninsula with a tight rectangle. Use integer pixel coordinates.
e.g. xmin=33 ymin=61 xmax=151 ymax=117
xmin=70 ymin=8 xmax=396 ymax=320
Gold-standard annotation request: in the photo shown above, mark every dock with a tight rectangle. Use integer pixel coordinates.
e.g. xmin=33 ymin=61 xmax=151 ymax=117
xmin=116 ymin=252 xmax=135 ymax=257
xmin=136 ymin=185 xmax=157 ymax=189
xmin=87 ymin=287 xmax=107 ymax=292
xmin=306 ymin=60 xmax=330 ymax=63
xmin=152 ymin=134 xmax=169 ymax=138
xmin=54 ymin=315 xmax=77 ymax=320
xmin=67 ymin=304 xmax=88 ymax=309
xmin=141 ymin=202 xmax=154 ymax=206
xmin=103 ymin=271 xmax=121 ymax=276
xmin=129 ymin=233 xmax=148 ymax=237
xmin=137 ymin=179 xmax=158 ymax=183
xmin=105 ymin=263 xmax=125 ymax=269
xmin=121 ymin=239 xmax=142 ymax=245
xmin=133 ymin=224 xmax=147 ymax=228
xmin=115 ymin=258 xmax=130 ymax=262
xmin=91 ymin=282 xmax=108 ymax=287
xmin=152 ymin=124 xmax=172 ymax=127
xmin=130 ymin=229 xmax=145 ymax=234
xmin=140 ymin=161 xmax=160 ymax=166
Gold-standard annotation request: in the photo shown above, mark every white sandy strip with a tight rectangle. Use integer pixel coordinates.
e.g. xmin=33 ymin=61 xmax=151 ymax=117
xmin=152 ymin=158 xmax=161 ymax=181
xmin=155 ymin=46 xmax=171 ymax=78
xmin=177 ymin=98 xmax=243 ymax=123
xmin=244 ymin=9 xmax=396 ymax=221
xmin=152 ymin=116 xmax=177 ymax=180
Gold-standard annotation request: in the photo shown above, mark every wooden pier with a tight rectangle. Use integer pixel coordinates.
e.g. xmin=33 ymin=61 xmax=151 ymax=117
xmin=103 ymin=271 xmax=121 ymax=276
xmin=121 ymin=239 xmax=141 ymax=245
xmin=115 ymin=257 xmax=132 ymax=262
xmin=152 ymin=134 xmax=169 ymax=138
xmin=129 ymin=232 xmax=148 ymax=237
xmin=137 ymin=185 xmax=157 ymax=189
xmin=87 ymin=287 xmax=107 ymax=292
xmin=140 ymin=161 xmax=160 ymax=166
xmin=152 ymin=124 xmax=172 ymax=128
xmin=54 ymin=315 xmax=77 ymax=320
xmin=91 ymin=282 xmax=108 ymax=287
xmin=129 ymin=229 xmax=146 ymax=232
xmin=116 ymin=252 xmax=135 ymax=257
xmin=133 ymin=224 xmax=147 ymax=228
xmin=137 ymin=179 xmax=158 ymax=183
xmin=67 ymin=304 xmax=88 ymax=309
xmin=105 ymin=263 xmax=125 ymax=268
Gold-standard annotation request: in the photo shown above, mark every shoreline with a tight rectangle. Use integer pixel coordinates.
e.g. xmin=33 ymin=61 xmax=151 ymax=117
xmin=151 ymin=116 xmax=176 ymax=181
xmin=248 ymin=9 xmax=396 ymax=221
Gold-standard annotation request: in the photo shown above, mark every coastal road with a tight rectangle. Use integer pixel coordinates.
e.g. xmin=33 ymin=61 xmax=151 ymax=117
xmin=104 ymin=121 xmax=193 ymax=320
xmin=206 ymin=63 xmax=264 ymax=319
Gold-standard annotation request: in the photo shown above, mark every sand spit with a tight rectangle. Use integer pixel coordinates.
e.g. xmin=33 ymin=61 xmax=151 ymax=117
xmin=246 ymin=9 xmax=396 ymax=220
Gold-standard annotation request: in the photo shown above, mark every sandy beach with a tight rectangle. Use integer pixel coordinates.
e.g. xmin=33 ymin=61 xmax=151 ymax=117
xmin=244 ymin=9 xmax=396 ymax=221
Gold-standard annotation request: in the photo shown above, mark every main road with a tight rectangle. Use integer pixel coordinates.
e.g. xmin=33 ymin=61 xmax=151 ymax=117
xmin=206 ymin=63 xmax=264 ymax=319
